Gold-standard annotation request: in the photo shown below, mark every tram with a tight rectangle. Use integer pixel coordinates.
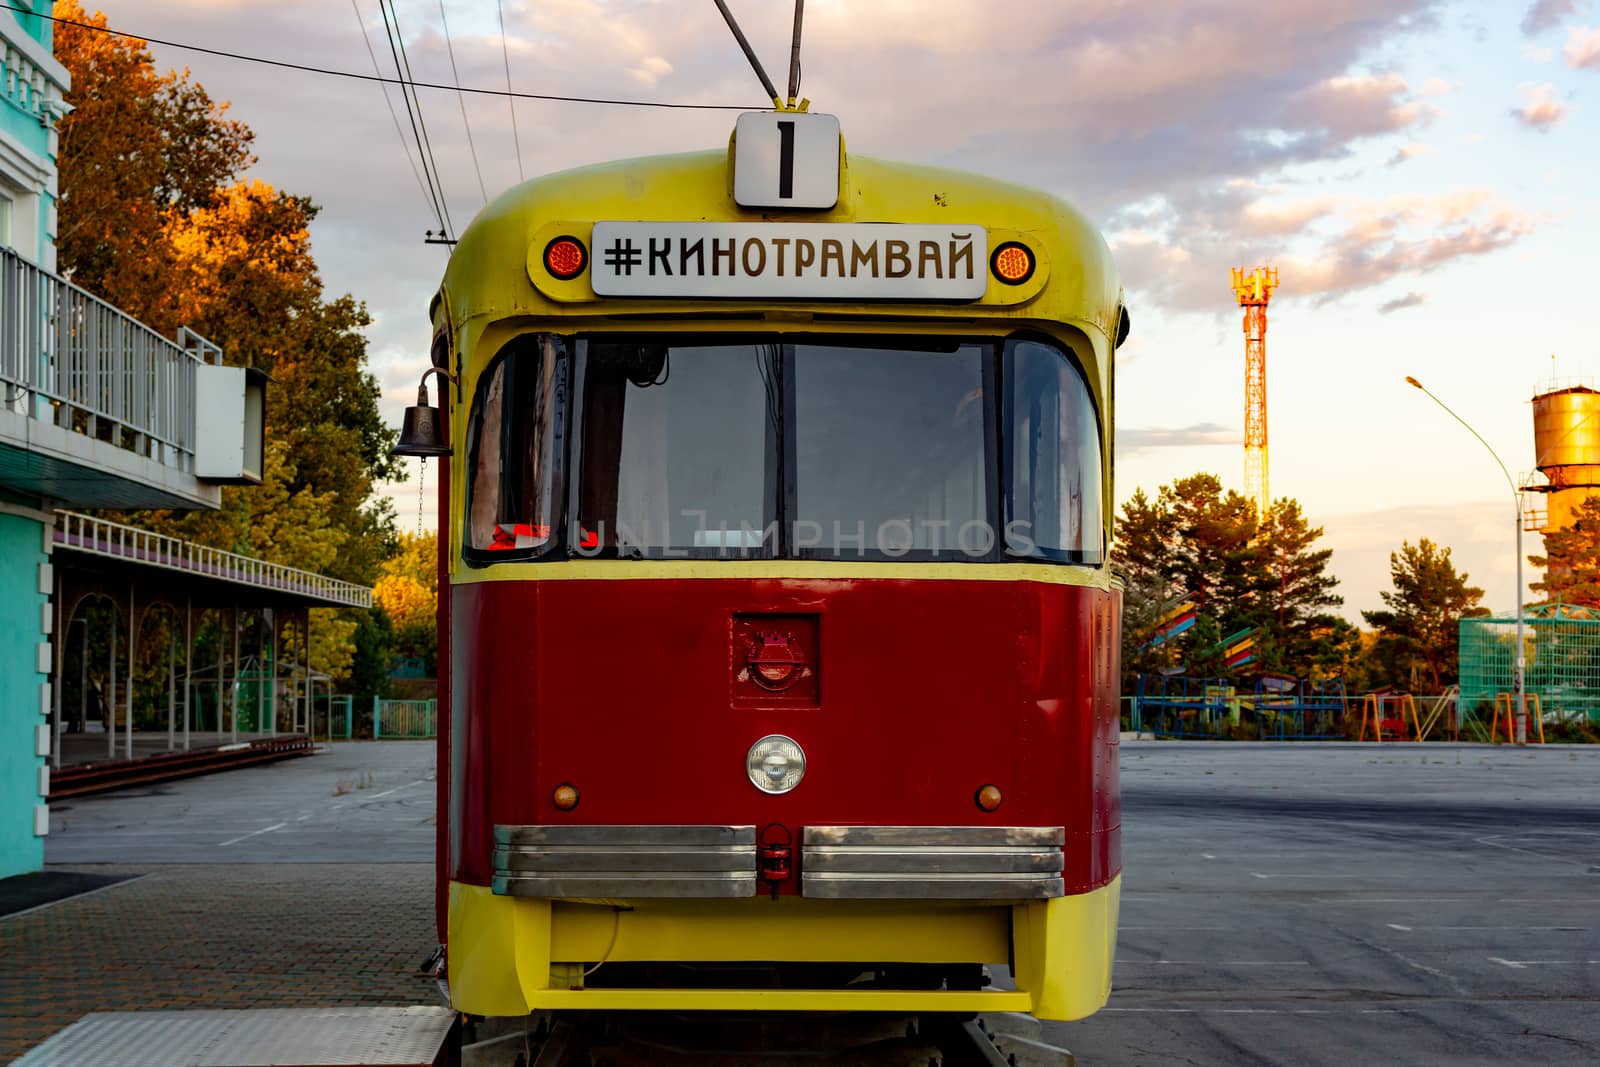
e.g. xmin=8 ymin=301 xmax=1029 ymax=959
xmin=396 ymin=105 xmax=1126 ymax=1032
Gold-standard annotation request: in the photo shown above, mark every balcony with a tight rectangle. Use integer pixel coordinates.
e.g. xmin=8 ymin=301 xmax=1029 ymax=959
xmin=0 ymin=245 xmax=223 ymax=508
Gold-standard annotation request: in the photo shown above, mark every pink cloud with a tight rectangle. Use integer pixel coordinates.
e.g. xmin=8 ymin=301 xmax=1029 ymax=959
xmin=1113 ymin=188 xmax=1537 ymax=312
xmin=1513 ymin=83 xmax=1568 ymax=129
xmin=1566 ymin=25 xmax=1600 ymax=67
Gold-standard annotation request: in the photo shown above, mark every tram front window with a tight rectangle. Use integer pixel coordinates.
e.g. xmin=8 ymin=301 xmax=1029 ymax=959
xmin=577 ymin=342 xmax=776 ymax=555
xmin=791 ymin=343 xmax=992 ymax=559
xmin=464 ymin=334 xmax=1103 ymax=564
xmin=464 ymin=334 xmax=563 ymax=558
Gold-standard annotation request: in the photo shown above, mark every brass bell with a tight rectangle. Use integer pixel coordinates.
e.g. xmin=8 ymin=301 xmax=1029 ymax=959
xmin=392 ymin=375 xmax=452 ymax=457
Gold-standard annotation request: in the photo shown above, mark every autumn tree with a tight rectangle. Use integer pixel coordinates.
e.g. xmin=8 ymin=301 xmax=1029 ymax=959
xmin=54 ymin=6 xmax=401 ymax=687
xmin=1362 ymin=538 xmax=1487 ymax=691
xmin=54 ymin=2 xmax=252 ymax=317
xmin=373 ymin=532 xmax=438 ymax=672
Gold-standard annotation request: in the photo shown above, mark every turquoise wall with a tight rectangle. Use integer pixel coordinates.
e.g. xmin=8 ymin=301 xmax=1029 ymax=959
xmin=0 ymin=511 xmax=46 ymax=879
xmin=6 ymin=4 xmax=51 ymax=50
xmin=0 ymin=5 xmax=58 ymax=160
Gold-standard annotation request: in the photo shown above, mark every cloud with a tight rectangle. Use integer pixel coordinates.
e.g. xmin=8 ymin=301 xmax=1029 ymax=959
xmin=1112 ymin=186 xmax=1536 ymax=312
xmin=91 ymin=0 xmax=1471 ymax=493
xmin=628 ymin=56 xmax=673 ymax=89
xmin=1524 ymin=0 xmax=1581 ymax=35
xmin=1566 ymin=25 xmax=1600 ymax=67
xmin=1290 ymin=73 xmax=1439 ymax=145
xmin=1118 ymin=423 xmax=1241 ymax=453
xmin=1387 ymin=142 xmax=1436 ymax=165
xmin=1512 ymin=83 xmax=1568 ymax=128
xmin=1378 ymin=291 xmax=1426 ymax=314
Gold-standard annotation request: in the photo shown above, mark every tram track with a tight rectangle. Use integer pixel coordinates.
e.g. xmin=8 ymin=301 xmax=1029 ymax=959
xmin=460 ymin=1010 xmax=1075 ymax=1066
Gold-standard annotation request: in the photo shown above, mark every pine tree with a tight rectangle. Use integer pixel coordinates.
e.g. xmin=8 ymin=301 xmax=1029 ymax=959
xmin=1362 ymin=538 xmax=1487 ymax=690
xmin=1113 ymin=476 xmax=1345 ymax=682
xmin=1530 ymin=495 xmax=1600 ymax=607
xmin=1254 ymin=499 xmax=1345 ymax=675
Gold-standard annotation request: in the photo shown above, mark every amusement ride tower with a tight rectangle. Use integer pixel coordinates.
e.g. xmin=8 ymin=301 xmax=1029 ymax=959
xmin=1231 ymin=266 xmax=1279 ymax=519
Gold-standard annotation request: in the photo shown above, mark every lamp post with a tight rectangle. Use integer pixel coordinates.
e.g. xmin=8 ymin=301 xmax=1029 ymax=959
xmin=1405 ymin=376 xmax=1526 ymax=744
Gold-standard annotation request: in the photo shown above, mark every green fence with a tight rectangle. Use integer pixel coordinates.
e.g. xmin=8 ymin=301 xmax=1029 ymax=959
xmin=1459 ymin=607 xmax=1600 ymax=728
xmin=323 ymin=694 xmax=354 ymax=740
xmin=374 ymin=697 xmax=437 ymax=739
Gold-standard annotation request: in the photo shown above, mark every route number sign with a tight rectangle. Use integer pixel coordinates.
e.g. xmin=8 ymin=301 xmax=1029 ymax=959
xmin=733 ymin=111 xmax=841 ymax=210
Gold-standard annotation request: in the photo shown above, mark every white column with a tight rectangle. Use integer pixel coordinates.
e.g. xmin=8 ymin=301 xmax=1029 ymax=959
xmin=269 ymin=608 xmax=279 ymax=737
xmin=107 ymin=603 xmax=116 ymax=760
xmin=230 ymin=605 xmax=239 ymax=745
xmin=125 ymin=582 xmax=135 ymax=761
xmin=183 ymin=598 xmax=192 ymax=751
xmin=166 ymin=614 xmax=176 ymax=750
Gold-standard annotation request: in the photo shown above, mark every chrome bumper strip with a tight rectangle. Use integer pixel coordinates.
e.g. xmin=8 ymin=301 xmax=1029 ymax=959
xmin=801 ymin=825 xmax=1065 ymax=900
xmin=492 ymin=824 xmax=757 ymax=898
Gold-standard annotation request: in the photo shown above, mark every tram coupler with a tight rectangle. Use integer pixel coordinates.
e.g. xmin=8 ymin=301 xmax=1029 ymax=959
xmin=758 ymin=823 xmax=794 ymax=899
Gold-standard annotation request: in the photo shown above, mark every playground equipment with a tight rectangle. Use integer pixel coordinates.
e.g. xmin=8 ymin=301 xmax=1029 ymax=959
xmin=1357 ymin=692 xmax=1422 ymax=742
xmin=1134 ymin=674 xmax=1348 ymax=739
xmin=1490 ymin=692 xmax=1545 ymax=743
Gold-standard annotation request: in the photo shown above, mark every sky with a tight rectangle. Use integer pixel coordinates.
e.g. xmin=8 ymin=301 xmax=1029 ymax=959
xmin=58 ymin=0 xmax=1600 ymax=621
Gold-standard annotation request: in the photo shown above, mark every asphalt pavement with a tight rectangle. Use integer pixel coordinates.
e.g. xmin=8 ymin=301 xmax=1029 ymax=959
xmin=44 ymin=740 xmax=437 ymax=864
xmin=1052 ymin=740 xmax=1600 ymax=1066
xmin=28 ymin=738 xmax=1600 ymax=1065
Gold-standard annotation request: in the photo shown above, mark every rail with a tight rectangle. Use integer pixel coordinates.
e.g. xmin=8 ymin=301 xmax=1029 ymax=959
xmin=0 ymin=245 xmax=211 ymax=472
xmin=54 ymin=511 xmax=373 ymax=609
xmin=48 ymin=735 xmax=313 ymax=799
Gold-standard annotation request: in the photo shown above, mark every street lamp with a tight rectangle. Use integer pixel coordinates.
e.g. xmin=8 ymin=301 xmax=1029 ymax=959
xmin=1405 ymin=376 xmax=1526 ymax=744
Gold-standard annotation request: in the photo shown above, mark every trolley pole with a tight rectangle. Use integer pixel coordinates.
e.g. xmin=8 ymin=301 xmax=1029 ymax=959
xmin=1406 ymin=377 xmax=1527 ymax=743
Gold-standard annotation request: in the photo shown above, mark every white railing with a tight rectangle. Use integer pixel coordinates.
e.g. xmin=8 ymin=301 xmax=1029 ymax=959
xmin=54 ymin=511 xmax=373 ymax=609
xmin=0 ymin=246 xmax=210 ymax=472
xmin=3 ymin=39 xmax=59 ymax=126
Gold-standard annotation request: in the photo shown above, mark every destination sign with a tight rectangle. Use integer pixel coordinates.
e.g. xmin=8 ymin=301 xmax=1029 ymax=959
xmin=589 ymin=222 xmax=989 ymax=301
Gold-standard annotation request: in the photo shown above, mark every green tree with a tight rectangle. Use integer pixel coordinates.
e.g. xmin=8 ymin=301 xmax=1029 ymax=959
xmin=1362 ymin=538 xmax=1487 ymax=691
xmin=1253 ymin=499 xmax=1345 ymax=675
xmin=1114 ymin=489 xmax=1179 ymax=687
xmin=348 ymin=607 xmax=396 ymax=729
xmin=1530 ymin=495 xmax=1600 ymax=607
xmin=1113 ymin=476 xmax=1346 ymax=683
xmin=1159 ymin=473 xmax=1260 ymax=620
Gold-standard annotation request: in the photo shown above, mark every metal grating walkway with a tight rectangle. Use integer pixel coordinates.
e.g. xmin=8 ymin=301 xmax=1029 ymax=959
xmin=14 ymin=1006 xmax=456 ymax=1066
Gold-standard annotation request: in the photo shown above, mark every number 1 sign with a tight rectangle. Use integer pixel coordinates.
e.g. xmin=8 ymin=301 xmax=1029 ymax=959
xmin=733 ymin=111 xmax=842 ymax=210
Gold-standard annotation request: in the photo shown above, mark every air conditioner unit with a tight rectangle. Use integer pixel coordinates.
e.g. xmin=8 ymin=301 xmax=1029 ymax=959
xmin=194 ymin=365 xmax=267 ymax=484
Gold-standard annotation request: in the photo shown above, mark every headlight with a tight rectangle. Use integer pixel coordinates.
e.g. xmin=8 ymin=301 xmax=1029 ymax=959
xmin=747 ymin=734 xmax=806 ymax=794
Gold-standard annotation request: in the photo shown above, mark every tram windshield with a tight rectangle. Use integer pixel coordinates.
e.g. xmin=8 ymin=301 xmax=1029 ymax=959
xmin=463 ymin=335 xmax=1102 ymax=564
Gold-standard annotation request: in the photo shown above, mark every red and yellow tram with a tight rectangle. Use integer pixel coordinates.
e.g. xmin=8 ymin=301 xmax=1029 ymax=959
xmin=399 ymin=107 xmax=1126 ymax=1025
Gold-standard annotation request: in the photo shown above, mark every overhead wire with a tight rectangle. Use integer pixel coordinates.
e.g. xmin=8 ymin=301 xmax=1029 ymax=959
xmin=348 ymin=0 xmax=435 ymax=227
xmin=378 ymin=0 xmax=455 ymax=241
xmin=6 ymin=4 xmax=753 ymax=112
xmin=496 ymin=0 xmax=525 ymax=182
xmin=436 ymin=0 xmax=488 ymax=204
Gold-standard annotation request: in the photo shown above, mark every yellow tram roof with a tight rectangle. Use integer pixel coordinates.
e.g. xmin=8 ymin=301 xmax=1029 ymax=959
xmin=437 ymin=144 xmax=1123 ymax=352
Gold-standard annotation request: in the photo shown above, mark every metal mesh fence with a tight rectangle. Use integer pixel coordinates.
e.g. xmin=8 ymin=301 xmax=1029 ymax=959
xmin=374 ymin=698 xmax=437 ymax=739
xmin=1459 ymin=609 xmax=1600 ymax=728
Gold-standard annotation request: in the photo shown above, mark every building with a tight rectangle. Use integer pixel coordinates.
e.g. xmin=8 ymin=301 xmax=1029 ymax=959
xmin=0 ymin=4 xmax=265 ymax=879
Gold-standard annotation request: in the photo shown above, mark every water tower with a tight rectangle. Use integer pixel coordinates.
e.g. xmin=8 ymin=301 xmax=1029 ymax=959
xmin=1523 ymin=384 xmax=1600 ymax=536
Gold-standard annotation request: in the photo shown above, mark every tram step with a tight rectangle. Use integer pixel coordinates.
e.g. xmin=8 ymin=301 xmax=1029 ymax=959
xmin=12 ymin=1006 xmax=458 ymax=1066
